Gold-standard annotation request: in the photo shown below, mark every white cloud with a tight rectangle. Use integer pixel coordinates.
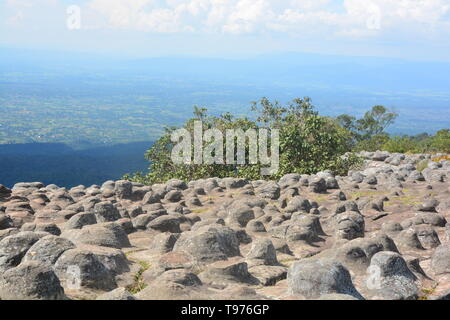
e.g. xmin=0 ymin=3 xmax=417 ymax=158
xmin=4 ymin=0 xmax=60 ymax=27
xmin=6 ymin=9 xmax=24 ymax=25
xmin=84 ymin=0 xmax=450 ymax=38
xmin=6 ymin=0 xmax=58 ymax=7
xmin=4 ymin=0 xmax=450 ymax=40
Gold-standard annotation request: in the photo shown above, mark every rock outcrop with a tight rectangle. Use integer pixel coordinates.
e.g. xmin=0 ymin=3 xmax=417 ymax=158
xmin=0 ymin=151 xmax=449 ymax=300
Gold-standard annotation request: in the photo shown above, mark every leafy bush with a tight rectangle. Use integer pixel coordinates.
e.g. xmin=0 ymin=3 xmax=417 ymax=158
xmin=382 ymin=136 xmax=420 ymax=153
xmin=353 ymin=133 xmax=390 ymax=152
xmin=127 ymin=97 xmax=447 ymax=185
xmin=127 ymin=98 xmax=362 ymax=184
xmin=377 ymin=130 xmax=450 ymax=154
xmin=429 ymin=129 xmax=450 ymax=153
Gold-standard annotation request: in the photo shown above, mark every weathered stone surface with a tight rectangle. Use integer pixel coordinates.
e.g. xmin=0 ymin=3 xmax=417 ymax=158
xmin=248 ymin=265 xmax=287 ymax=286
xmin=245 ymin=238 xmax=278 ymax=266
xmin=136 ymin=269 xmax=204 ymax=300
xmin=1 ymin=150 xmax=449 ymax=300
xmin=198 ymin=258 xmax=258 ymax=286
xmin=366 ymin=251 xmax=418 ymax=300
xmin=54 ymin=248 xmax=117 ymax=291
xmin=0 ymin=231 xmax=42 ymax=271
xmin=0 ymin=214 xmax=14 ymax=230
xmin=395 ymin=229 xmax=425 ymax=250
xmin=94 ymin=201 xmax=121 ymax=223
xmin=414 ymin=225 xmax=441 ymax=249
xmin=147 ymin=215 xmax=181 ymax=233
xmin=226 ymin=205 xmax=255 ymax=227
xmin=284 ymin=196 xmax=312 ymax=213
xmin=287 ymin=258 xmax=363 ymax=299
xmin=77 ymin=244 xmax=130 ymax=275
xmin=173 ymin=225 xmax=240 ymax=263
xmin=255 ymin=182 xmax=280 ymax=200
xmin=64 ymin=212 xmax=97 ymax=230
xmin=309 ymin=177 xmax=327 ymax=193
xmin=150 ymin=232 xmax=180 ymax=253
xmin=0 ymin=261 xmax=66 ymax=300
xmin=96 ymin=287 xmax=136 ymax=300
xmin=431 ymin=245 xmax=450 ymax=275
xmin=114 ymin=180 xmax=133 ymax=199
xmin=61 ymin=222 xmax=131 ymax=249
xmin=335 ymin=211 xmax=365 ymax=240
xmin=23 ymin=235 xmax=75 ymax=264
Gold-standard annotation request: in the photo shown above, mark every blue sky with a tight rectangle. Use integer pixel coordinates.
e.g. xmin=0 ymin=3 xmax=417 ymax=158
xmin=1 ymin=0 xmax=450 ymax=60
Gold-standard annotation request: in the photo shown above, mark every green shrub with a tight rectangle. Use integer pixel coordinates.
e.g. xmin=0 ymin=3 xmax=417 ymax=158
xmin=127 ymin=97 xmax=362 ymax=184
xmin=354 ymin=133 xmax=390 ymax=152
xmin=126 ymin=97 xmax=447 ymax=185
xmin=382 ymin=136 xmax=420 ymax=153
xmin=429 ymin=129 xmax=450 ymax=153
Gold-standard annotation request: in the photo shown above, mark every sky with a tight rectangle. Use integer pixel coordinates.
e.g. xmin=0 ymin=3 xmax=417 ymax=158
xmin=1 ymin=0 xmax=450 ymax=60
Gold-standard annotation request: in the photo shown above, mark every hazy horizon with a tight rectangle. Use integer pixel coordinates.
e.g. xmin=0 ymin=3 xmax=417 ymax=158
xmin=1 ymin=0 xmax=449 ymax=145
xmin=2 ymin=0 xmax=450 ymax=62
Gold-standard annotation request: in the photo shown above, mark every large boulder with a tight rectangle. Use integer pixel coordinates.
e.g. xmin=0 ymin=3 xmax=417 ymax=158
xmin=270 ymin=219 xmax=321 ymax=244
xmin=142 ymin=191 xmax=161 ymax=205
xmin=287 ymin=258 xmax=363 ymax=299
xmin=309 ymin=177 xmax=327 ymax=193
xmin=94 ymin=202 xmax=121 ymax=223
xmin=54 ymin=248 xmax=117 ymax=291
xmin=279 ymin=173 xmax=301 ymax=186
xmin=173 ymin=224 xmax=240 ymax=263
xmin=255 ymin=182 xmax=280 ymax=200
xmin=395 ymin=229 xmax=425 ymax=250
xmin=198 ymin=258 xmax=258 ymax=286
xmin=226 ymin=205 xmax=255 ymax=227
xmin=248 ymin=265 xmax=288 ymax=286
xmin=0 ymin=214 xmax=14 ymax=230
xmin=164 ymin=190 xmax=183 ymax=202
xmin=334 ymin=211 xmax=365 ymax=240
xmin=64 ymin=212 xmax=97 ymax=230
xmin=147 ymin=215 xmax=181 ymax=233
xmin=0 ymin=261 xmax=66 ymax=300
xmin=136 ymin=269 xmax=205 ymax=300
xmin=245 ymin=238 xmax=278 ymax=266
xmin=47 ymin=191 xmax=74 ymax=209
xmin=23 ymin=235 xmax=75 ymax=264
xmin=0 ymin=184 xmax=12 ymax=200
xmin=150 ymin=233 xmax=180 ymax=254
xmin=0 ymin=231 xmax=42 ymax=272
xmin=431 ymin=245 xmax=450 ymax=275
xmin=284 ymin=196 xmax=312 ymax=213
xmin=366 ymin=251 xmax=418 ymax=300
xmin=35 ymin=223 xmax=61 ymax=236
xmin=414 ymin=225 xmax=441 ymax=249
xmin=114 ymin=180 xmax=133 ymax=199
xmin=223 ymin=178 xmax=249 ymax=189
xmin=61 ymin=222 xmax=131 ymax=249
xmin=77 ymin=244 xmax=130 ymax=275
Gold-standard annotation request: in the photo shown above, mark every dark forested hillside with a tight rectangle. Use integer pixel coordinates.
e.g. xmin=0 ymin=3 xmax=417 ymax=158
xmin=0 ymin=141 xmax=152 ymax=188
